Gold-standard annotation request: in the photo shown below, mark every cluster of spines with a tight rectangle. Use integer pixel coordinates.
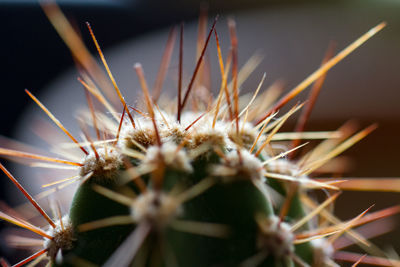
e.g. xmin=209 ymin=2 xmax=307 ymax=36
xmin=0 ymin=3 xmax=399 ymax=267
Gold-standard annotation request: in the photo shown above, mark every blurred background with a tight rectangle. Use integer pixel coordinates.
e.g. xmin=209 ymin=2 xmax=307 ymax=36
xmin=0 ymin=0 xmax=399 ymax=265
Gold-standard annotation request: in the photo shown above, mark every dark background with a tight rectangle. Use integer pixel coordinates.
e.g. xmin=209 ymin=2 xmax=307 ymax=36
xmin=1 ymin=0 xmax=399 ymax=265
xmin=0 ymin=0 xmax=331 ymax=137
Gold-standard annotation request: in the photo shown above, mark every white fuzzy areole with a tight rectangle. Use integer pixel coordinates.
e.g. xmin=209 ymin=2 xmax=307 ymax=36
xmin=228 ymin=121 xmax=258 ymax=149
xmin=266 ymin=159 xmax=303 ymax=177
xmin=118 ymin=118 xmax=157 ymax=149
xmin=143 ymin=142 xmax=193 ymax=173
xmin=43 ymin=215 xmax=74 ymax=260
xmin=131 ymin=191 xmax=181 ymax=230
xmin=311 ymin=239 xmax=338 ymax=267
xmin=118 ymin=115 xmax=189 ymax=148
xmin=181 ymin=113 xmax=229 ymax=149
xmin=217 ymin=149 xmax=264 ymax=181
xmin=257 ymin=215 xmax=294 ymax=258
xmin=79 ymin=147 xmax=122 ymax=181
xmin=117 ymin=111 xmax=260 ymax=154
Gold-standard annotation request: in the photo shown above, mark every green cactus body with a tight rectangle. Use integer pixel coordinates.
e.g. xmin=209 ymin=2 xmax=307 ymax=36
xmin=66 ymin=180 xmax=134 ymax=265
xmin=55 ymin=116 xmax=305 ymax=267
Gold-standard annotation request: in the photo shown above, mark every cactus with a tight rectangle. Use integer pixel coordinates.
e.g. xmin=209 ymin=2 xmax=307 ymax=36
xmin=1 ymin=4 xmax=400 ymax=267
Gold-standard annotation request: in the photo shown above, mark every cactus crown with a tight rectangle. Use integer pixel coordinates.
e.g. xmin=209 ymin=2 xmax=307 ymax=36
xmin=1 ymin=4 xmax=399 ymax=267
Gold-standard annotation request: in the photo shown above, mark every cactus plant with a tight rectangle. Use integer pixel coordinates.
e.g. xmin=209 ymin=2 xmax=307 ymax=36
xmin=1 ymin=4 xmax=400 ymax=267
